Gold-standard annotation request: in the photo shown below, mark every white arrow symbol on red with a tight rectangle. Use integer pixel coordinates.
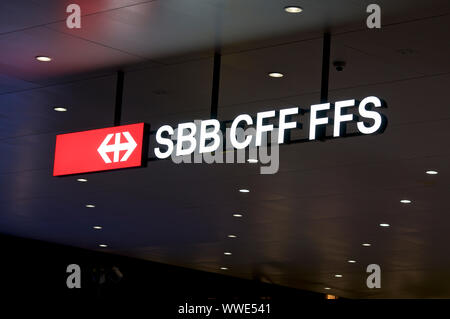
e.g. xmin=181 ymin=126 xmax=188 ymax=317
xmin=97 ymin=131 xmax=137 ymax=164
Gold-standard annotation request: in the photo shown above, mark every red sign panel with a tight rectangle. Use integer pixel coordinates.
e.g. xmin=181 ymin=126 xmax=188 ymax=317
xmin=53 ymin=123 xmax=147 ymax=176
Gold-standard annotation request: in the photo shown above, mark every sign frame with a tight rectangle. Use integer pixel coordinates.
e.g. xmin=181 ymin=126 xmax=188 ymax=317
xmin=53 ymin=123 xmax=149 ymax=177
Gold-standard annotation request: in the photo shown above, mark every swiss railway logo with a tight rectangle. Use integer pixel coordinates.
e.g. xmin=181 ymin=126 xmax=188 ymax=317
xmin=97 ymin=131 xmax=137 ymax=164
xmin=53 ymin=123 xmax=146 ymax=176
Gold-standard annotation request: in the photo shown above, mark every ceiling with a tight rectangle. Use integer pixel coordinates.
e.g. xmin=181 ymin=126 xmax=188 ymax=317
xmin=1 ymin=0 xmax=450 ymax=298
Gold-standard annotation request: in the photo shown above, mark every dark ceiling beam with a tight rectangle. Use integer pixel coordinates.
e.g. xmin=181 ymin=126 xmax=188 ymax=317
xmin=320 ymin=32 xmax=331 ymax=104
xmin=210 ymin=51 xmax=222 ymax=119
xmin=114 ymin=70 xmax=124 ymax=126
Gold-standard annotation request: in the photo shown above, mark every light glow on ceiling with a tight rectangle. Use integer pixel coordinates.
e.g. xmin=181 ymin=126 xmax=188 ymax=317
xmin=268 ymin=72 xmax=284 ymax=78
xmin=284 ymin=6 xmax=303 ymax=13
xmin=36 ymin=56 xmax=52 ymax=62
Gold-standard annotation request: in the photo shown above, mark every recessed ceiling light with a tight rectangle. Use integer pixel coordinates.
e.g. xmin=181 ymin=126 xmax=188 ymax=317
xmin=36 ymin=56 xmax=52 ymax=62
xmin=379 ymin=223 xmax=390 ymax=227
xmin=426 ymin=170 xmax=438 ymax=175
xmin=93 ymin=226 xmax=102 ymax=230
xmin=233 ymin=214 xmax=243 ymax=218
xmin=247 ymin=159 xmax=258 ymax=163
xmin=77 ymin=178 xmax=88 ymax=182
xmin=239 ymin=189 xmax=250 ymax=193
xmin=53 ymin=107 xmax=67 ymax=112
xmin=228 ymin=234 xmax=237 ymax=238
xmin=224 ymin=252 xmax=232 ymax=256
xmin=324 ymin=287 xmax=331 ymax=290
xmin=348 ymin=260 xmax=356 ymax=263
xmin=334 ymin=274 xmax=343 ymax=278
xmin=268 ymin=72 xmax=284 ymax=78
xmin=362 ymin=243 xmax=371 ymax=247
xmin=220 ymin=267 xmax=228 ymax=270
xmin=99 ymin=244 xmax=108 ymax=248
xmin=400 ymin=199 xmax=412 ymax=204
xmin=86 ymin=204 xmax=95 ymax=208
xmin=284 ymin=6 xmax=303 ymax=13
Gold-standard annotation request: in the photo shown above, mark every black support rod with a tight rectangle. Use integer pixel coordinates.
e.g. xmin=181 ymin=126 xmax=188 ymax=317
xmin=114 ymin=70 xmax=124 ymax=126
xmin=210 ymin=52 xmax=222 ymax=119
xmin=320 ymin=32 xmax=331 ymax=104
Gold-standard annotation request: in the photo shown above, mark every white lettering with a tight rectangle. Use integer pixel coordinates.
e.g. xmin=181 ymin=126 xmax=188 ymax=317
xmin=278 ymin=107 xmax=298 ymax=143
xmin=357 ymin=96 xmax=383 ymax=134
xmin=309 ymin=103 xmax=330 ymax=140
xmin=176 ymin=122 xmax=197 ymax=156
xmin=154 ymin=125 xmax=174 ymax=159
xmin=334 ymin=99 xmax=355 ymax=137
xmin=256 ymin=110 xmax=275 ymax=146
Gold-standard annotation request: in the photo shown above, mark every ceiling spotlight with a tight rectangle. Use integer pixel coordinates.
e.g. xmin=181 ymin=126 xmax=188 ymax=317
xmin=220 ymin=267 xmax=228 ymax=270
xmin=348 ymin=260 xmax=356 ymax=263
xmin=284 ymin=6 xmax=303 ymax=14
xmin=224 ymin=252 xmax=232 ymax=256
xmin=77 ymin=178 xmax=88 ymax=182
xmin=99 ymin=244 xmax=108 ymax=248
xmin=333 ymin=60 xmax=346 ymax=72
xmin=379 ymin=223 xmax=390 ymax=227
xmin=334 ymin=274 xmax=343 ymax=278
xmin=247 ymin=159 xmax=258 ymax=163
xmin=53 ymin=107 xmax=67 ymax=112
xmin=239 ymin=189 xmax=250 ymax=193
xmin=36 ymin=56 xmax=52 ymax=62
xmin=228 ymin=234 xmax=237 ymax=238
xmin=400 ymin=199 xmax=412 ymax=204
xmin=426 ymin=170 xmax=438 ymax=175
xmin=85 ymin=204 xmax=95 ymax=208
xmin=362 ymin=243 xmax=371 ymax=247
xmin=268 ymin=72 xmax=284 ymax=78
xmin=233 ymin=214 xmax=243 ymax=218
xmin=324 ymin=287 xmax=331 ymax=290
xmin=93 ymin=226 xmax=102 ymax=230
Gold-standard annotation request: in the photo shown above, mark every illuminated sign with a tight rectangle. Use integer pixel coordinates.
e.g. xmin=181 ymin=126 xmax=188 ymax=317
xmin=154 ymin=96 xmax=387 ymax=158
xmin=53 ymin=96 xmax=386 ymax=175
xmin=53 ymin=123 xmax=147 ymax=176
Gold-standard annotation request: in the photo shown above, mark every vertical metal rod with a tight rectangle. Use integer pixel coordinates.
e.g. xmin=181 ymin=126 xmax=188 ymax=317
xmin=210 ymin=52 xmax=221 ymax=119
xmin=320 ymin=32 xmax=331 ymax=103
xmin=114 ymin=70 xmax=124 ymax=126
